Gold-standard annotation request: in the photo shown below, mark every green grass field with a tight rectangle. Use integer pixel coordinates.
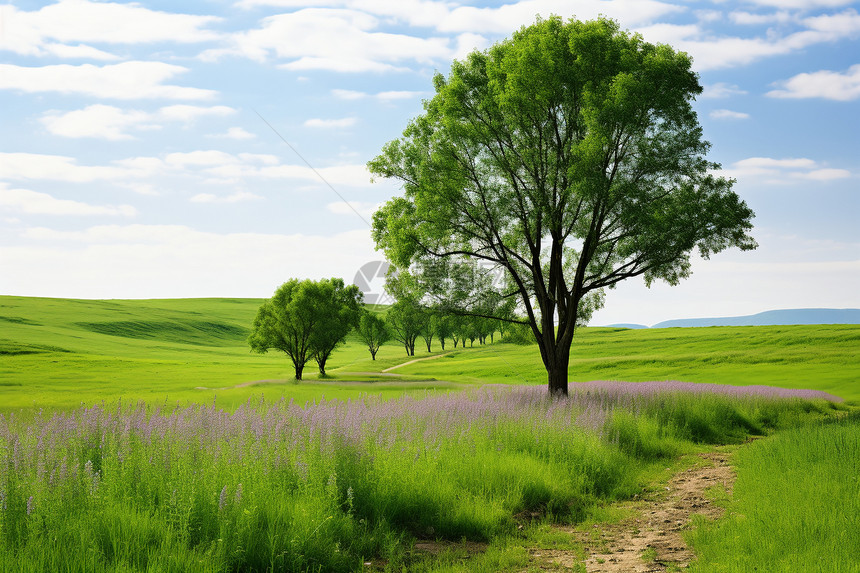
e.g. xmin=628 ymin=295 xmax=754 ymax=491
xmin=0 ymin=295 xmax=858 ymax=571
xmin=1 ymin=295 xmax=857 ymax=410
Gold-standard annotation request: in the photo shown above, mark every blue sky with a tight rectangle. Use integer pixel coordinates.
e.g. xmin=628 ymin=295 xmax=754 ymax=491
xmin=0 ymin=0 xmax=857 ymax=326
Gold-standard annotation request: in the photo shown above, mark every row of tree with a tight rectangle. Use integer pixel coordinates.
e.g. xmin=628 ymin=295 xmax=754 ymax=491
xmin=381 ymin=297 xmax=517 ymax=357
xmin=248 ymin=277 xmax=521 ymax=380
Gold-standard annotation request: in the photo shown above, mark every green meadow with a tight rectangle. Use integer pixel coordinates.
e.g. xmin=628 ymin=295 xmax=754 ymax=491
xmin=0 ymin=296 xmax=445 ymax=411
xmin=1 ymin=295 xmax=858 ymax=410
xmin=1 ymin=295 xmax=858 ymax=572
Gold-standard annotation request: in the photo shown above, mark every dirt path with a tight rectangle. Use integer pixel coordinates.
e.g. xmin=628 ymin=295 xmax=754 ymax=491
xmin=528 ymin=452 xmax=735 ymax=572
xmin=382 ymin=352 xmax=452 ymax=372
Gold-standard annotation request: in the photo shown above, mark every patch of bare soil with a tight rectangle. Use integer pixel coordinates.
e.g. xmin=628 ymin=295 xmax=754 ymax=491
xmin=529 ymin=452 xmax=734 ymax=572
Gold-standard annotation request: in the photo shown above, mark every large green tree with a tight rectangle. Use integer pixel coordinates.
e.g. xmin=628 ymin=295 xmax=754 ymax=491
xmin=249 ymin=278 xmax=362 ymax=379
xmin=369 ymin=17 xmax=756 ymax=395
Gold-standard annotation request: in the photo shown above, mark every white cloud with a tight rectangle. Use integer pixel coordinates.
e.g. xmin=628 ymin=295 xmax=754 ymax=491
xmin=736 ymin=157 xmax=818 ymax=170
xmin=767 ymin=64 xmax=860 ymax=101
xmin=722 ymin=157 xmax=852 ymax=183
xmin=203 ymin=8 xmax=454 ymax=72
xmin=304 ymin=117 xmax=358 ymax=129
xmin=0 ymin=62 xmax=217 ymax=100
xmin=41 ymin=105 xmax=152 ymax=141
xmin=332 ymin=89 xmax=423 ymax=101
xmin=0 ymin=150 xmax=373 ymax=188
xmin=256 ymin=164 xmax=373 ymax=186
xmin=638 ymin=8 xmax=860 ymax=71
xmin=453 ymin=32 xmax=489 ymax=59
xmin=119 ymin=183 xmax=161 ymax=196
xmin=157 ymin=105 xmax=235 ymax=123
xmin=438 ymin=0 xmax=682 ymax=34
xmin=236 ymin=0 xmax=680 ymax=32
xmin=203 ymin=161 xmax=374 ymax=187
xmin=744 ymin=0 xmax=855 ymax=8
xmin=238 ymin=153 xmax=280 ymax=165
xmin=190 ymin=191 xmax=263 ymax=203
xmin=112 ymin=156 xmax=166 ymax=177
xmin=3 ymin=225 xmax=377 ymax=299
xmin=0 ymin=1 xmax=221 ymax=59
xmin=0 ymin=183 xmax=136 ymax=217
xmin=41 ymin=104 xmax=235 ymax=141
xmin=729 ymin=11 xmax=794 ymax=25
xmin=0 ymin=152 xmax=134 ymax=182
xmin=699 ymin=10 xmax=725 ymax=22
xmin=42 ymin=43 xmax=121 ymax=61
xmin=792 ymin=168 xmax=852 ymax=181
xmin=165 ymin=150 xmax=238 ymax=168
xmin=635 ymin=24 xmax=792 ymax=70
xmin=700 ymin=83 xmax=748 ymax=100
xmin=279 ymin=57 xmax=407 ymax=73
xmin=709 ymin=109 xmax=750 ymax=120
xmin=236 ymin=0 xmax=453 ymax=29
xmin=211 ymin=127 xmax=257 ymax=140
xmin=804 ymin=9 xmax=860 ymax=35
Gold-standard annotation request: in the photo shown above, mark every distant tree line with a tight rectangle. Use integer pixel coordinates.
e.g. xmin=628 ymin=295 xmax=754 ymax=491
xmin=248 ymin=275 xmax=529 ymax=380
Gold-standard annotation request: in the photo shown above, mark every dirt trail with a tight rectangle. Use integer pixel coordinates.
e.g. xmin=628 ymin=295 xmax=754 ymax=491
xmin=382 ymin=352 xmax=452 ymax=372
xmin=528 ymin=452 xmax=734 ymax=572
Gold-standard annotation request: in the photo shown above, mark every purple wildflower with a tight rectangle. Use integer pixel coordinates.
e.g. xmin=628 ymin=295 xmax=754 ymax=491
xmin=218 ymin=486 xmax=228 ymax=511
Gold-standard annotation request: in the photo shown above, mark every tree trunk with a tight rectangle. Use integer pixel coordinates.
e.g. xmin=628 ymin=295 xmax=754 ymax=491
xmin=294 ymin=363 xmax=303 ymax=380
xmin=316 ymin=350 xmax=330 ymax=376
xmin=547 ymin=358 xmax=569 ymax=395
xmin=543 ymin=338 xmax=572 ymax=395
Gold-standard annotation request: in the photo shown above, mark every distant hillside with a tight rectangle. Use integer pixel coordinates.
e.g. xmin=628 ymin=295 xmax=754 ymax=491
xmin=604 ymin=323 xmax=649 ymax=329
xmin=651 ymin=308 xmax=860 ymax=328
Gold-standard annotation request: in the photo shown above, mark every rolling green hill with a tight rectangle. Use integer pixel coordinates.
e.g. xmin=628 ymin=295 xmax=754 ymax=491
xmin=0 ymin=295 xmax=857 ymax=410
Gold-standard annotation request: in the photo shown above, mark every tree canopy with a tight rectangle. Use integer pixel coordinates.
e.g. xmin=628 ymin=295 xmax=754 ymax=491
xmin=369 ymin=16 xmax=756 ymax=394
xmin=249 ymin=278 xmax=362 ymax=379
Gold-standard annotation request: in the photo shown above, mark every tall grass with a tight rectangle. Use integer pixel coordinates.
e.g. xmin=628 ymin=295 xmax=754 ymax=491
xmin=0 ymin=383 xmax=840 ymax=572
xmin=687 ymin=413 xmax=860 ymax=572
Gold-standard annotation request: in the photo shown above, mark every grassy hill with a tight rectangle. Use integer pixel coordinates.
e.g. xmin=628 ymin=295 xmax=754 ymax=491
xmin=1 ymin=295 xmax=857 ymax=410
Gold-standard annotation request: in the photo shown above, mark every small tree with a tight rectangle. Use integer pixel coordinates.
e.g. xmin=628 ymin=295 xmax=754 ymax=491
xmin=310 ymin=279 xmax=363 ymax=376
xmin=435 ymin=312 xmax=453 ymax=350
xmin=357 ymin=311 xmax=391 ymax=360
xmin=419 ymin=308 xmax=437 ymax=352
xmin=249 ymin=278 xmax=362 ymax=380
xmin=386 ymin=298 xmax=425 ymax=356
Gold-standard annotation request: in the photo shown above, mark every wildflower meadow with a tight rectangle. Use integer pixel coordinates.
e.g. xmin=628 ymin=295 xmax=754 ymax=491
xmin=0 ymin=383 xmax=844 ymax=572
